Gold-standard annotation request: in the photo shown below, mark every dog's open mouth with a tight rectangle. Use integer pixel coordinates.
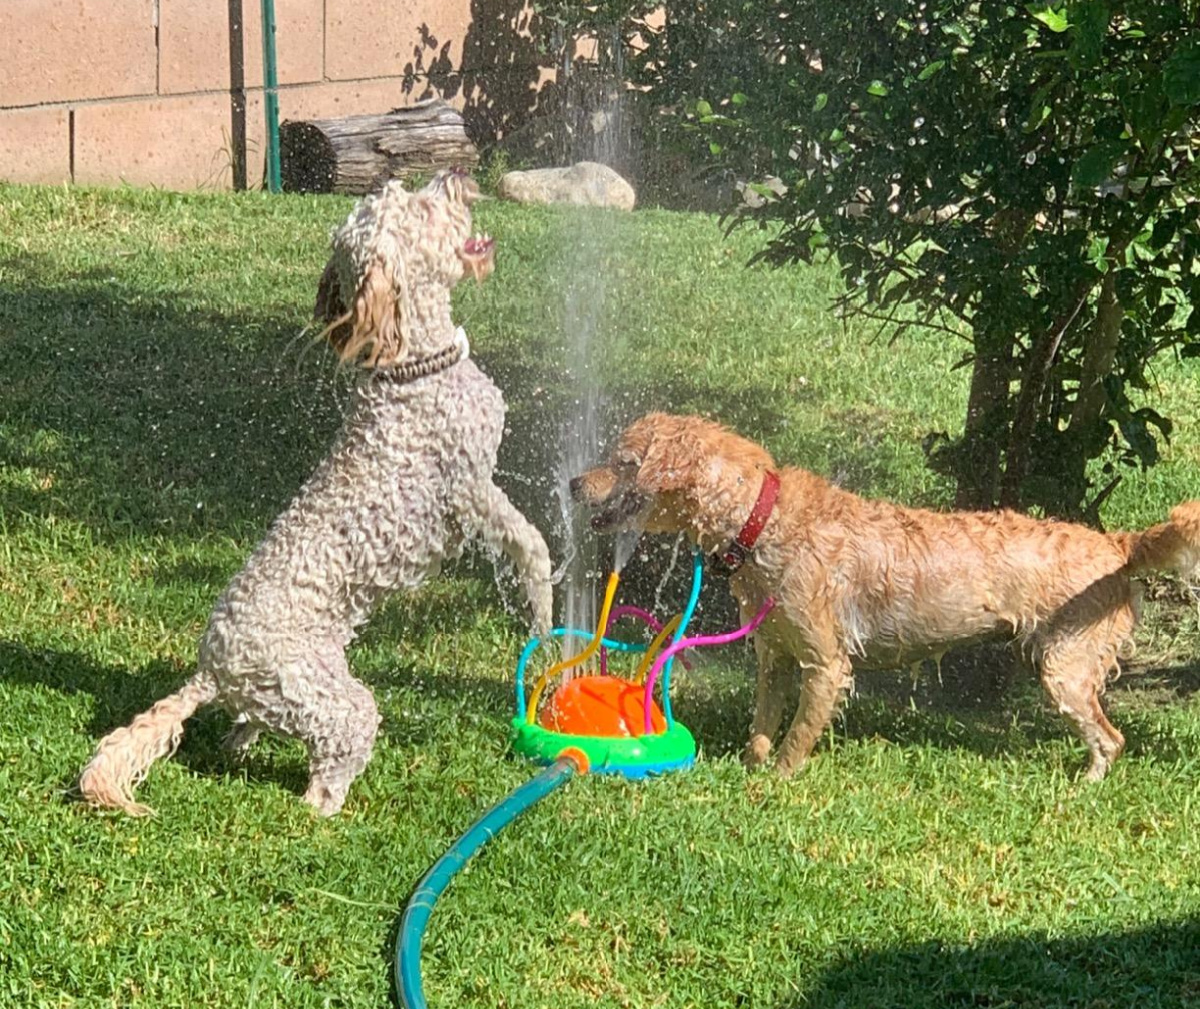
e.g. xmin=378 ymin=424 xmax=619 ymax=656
xmin=589 ymin=490 xmax=646 ymax=533
xmin=463 ymin=233 xmax=494 ymax=258
xmin=461 ymin=232 xmax=495 ymax=281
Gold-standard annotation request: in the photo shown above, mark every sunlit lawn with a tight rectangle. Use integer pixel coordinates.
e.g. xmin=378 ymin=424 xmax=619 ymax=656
xmin=1 ymin=184 xmax=1198 ymax=1008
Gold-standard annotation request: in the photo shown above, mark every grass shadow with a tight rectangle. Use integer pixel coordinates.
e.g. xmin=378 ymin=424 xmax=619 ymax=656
xmin=0 ymin=632 xmax=459 ymax=802
xmin=780 ymin=920 xmax=1200 ymax=1009
xmin=672 ymin=641 xmax=1200 ymax=768
xmin=0 ymin=253 xmax=348 ymax=543
xmin=0 ymin=638 xmax=268 ymax=796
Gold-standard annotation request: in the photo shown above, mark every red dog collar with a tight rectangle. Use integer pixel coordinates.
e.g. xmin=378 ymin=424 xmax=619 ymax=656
xmin=713 ymin=470 xmax=780 ymax=574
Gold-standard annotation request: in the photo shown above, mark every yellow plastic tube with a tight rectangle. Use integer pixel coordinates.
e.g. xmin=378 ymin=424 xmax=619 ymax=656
xmin=634 ymin=615 xmax=681 ymax=685
xmin=525 ymin=571 xmax=620 ymax=724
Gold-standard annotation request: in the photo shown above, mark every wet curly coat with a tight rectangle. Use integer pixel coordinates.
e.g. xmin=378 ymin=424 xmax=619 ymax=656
xmin=80 ymin=171 xmax=553 ymax=816
xmin=573 ymin=412 xmax=1200 ymax=781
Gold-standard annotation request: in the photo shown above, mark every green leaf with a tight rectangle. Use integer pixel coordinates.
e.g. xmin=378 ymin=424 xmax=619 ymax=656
xmin=1022 ymin=75 xmax=1062 ymax=134
xmin=747 ymin=182 xmax=781 ymax=201
xmin=867 ymin=80 xmax=889 ymax=97
xmin=1129 ymin=75 xmax=1167 ymax=144
xmin=694 ymin=99 xmax=713 ymax=117
xmin=1067 ymin=0 xmax=1110 ymax=67
xmin=1118 ymin=415 xmax=1160 ymax=468
xmin=942 ymin=21 xmax=974 ymax=45
xmin=1072 ymin=141 xmax=1124 ymax=188
xmin=1150 ymin=215 xmax=1177 ymax=250
xmin=1151 ymin=302 xmax=1177 ymax=329
xmin=917 ymin=60 xmax=946 ymax=81
xmin=1024 ymin=104 xmax=1052 ymax=133
xmin=813 ymin=92 xmax=829 ymax=112
xmin=709 ymin=141 xmax=723 ymax=155
xmin=730 ymin=92 xmax=748 ymax=106
xmin=1028 ymin=3 xmax=1070 ymax=32
xmin=1163 ymin=40 xmax=1200 ymax=106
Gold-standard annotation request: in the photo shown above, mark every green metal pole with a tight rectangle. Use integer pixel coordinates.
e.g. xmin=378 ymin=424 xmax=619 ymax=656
xmin=260 ymin=0 xmax=282 ymax=192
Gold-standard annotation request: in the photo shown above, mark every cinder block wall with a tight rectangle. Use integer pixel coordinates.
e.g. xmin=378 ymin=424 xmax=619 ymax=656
xmin=1 ymin=0 xmax=555 ymax=189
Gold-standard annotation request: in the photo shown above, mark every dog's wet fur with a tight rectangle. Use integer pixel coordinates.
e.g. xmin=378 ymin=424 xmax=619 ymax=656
xmin=574 ymin=412 xmax=1200 ymax=780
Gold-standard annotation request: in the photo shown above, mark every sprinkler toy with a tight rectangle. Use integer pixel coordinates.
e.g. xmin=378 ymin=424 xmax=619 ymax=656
xmin=395 ymin=551 xmax=774 ymax=1008
xmin=510 ymin=549 xmax=706 ymax=778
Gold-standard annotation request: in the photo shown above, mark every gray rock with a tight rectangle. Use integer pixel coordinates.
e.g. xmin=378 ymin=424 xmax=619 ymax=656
xmin=497 ymin=161 xmax=636 ymax=211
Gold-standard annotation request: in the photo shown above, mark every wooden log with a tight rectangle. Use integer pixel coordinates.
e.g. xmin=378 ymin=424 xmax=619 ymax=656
xmin=279 ymin=98 xmax=478 ymax=195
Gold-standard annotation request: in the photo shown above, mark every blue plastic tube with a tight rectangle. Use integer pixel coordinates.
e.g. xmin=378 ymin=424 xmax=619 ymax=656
xmin=395 ymin=756 xmax=579 ymax=1009
xmin=514 ymin=552 xmax=705 ymax=722
xmin=660 ymin=550 xmax=703 ymax=728
xmin=514 ymin=628 xmax=647 ymax=718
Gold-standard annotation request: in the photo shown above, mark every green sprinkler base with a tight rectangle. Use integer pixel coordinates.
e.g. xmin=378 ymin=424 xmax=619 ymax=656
xmin=510 ymin=719 xmax=696 ymax=779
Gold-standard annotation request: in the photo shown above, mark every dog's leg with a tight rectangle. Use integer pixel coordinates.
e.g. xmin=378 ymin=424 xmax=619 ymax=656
xmin=768 ymin=643 xmax=854 ymax=777
xmin=300 ymin=667 xmax=381 ymax=816
xmin=745 ymin=636 xmax=791 ymax=769
xmin=301 ymin=684 xmax=380 ymax=816
xmin=221 ymin=716 xmax=261 ymax=758
xmin=462 ymin=481 xmax=553 ymax=635
xmin=1037 ymin=612 xmax=1131 ymax=781
xmin=250 ymin=645 xmax=381 ymax=815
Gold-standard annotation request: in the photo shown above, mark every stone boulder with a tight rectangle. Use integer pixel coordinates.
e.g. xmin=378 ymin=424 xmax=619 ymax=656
xmin=497 ymin=161 xmax=636 ymax=211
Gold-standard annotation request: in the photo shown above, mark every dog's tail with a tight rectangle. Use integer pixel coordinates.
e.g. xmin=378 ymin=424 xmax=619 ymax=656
xmin=1119 ymin=501 xmax=1200 ymax=578
xmin=79 ymin=672 xmax=218 ymax=816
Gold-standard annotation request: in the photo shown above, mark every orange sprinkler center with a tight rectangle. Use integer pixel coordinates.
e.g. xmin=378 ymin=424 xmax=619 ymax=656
xmin=538 ymin=675 xmax=666 ymax=738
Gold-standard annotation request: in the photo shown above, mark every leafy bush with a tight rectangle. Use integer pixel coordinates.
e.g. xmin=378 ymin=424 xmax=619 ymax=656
xmin=549 ymin=1 xmax=1200 ymax=518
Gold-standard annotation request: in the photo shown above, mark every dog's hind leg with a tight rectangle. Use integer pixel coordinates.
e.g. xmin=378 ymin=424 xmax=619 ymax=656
xmin=1037 ymin=610 xmax=1132 ymax=781
xmin=258 ymin=645 xmax=381 ymax=815
xmin=301 ymin=694 xmax=380 ymax=817
xmin=301 ymin=672 xmax=381 ymax=816
xmin=221 ymin=716 xmax=261 ymax=758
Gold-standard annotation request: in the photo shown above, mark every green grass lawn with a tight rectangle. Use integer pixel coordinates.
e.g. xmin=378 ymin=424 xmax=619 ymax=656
xmin=1 ymin=183 xmax=1198 ymax=1009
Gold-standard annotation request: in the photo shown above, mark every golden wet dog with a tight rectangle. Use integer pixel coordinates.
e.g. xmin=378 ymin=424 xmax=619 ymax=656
xmin=572 ymin=412 xmax=1200 ymax=780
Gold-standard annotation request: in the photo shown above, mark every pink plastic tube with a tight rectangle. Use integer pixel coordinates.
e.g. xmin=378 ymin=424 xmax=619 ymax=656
xmin=600 ymin=605 xmax=692 ymax=676
xmin=643 ymin=597 xmax=776 ymax=734
xmin=606 ymin=605 xmax=666 ymax=635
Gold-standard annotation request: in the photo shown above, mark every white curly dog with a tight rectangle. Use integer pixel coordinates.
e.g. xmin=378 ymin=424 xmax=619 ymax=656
xmin=80 ymin=169 xmax=554 ymax=816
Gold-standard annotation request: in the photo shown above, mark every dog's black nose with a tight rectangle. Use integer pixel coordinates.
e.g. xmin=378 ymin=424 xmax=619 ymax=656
xmin=568 ymin=475 xmax=585 ymax=500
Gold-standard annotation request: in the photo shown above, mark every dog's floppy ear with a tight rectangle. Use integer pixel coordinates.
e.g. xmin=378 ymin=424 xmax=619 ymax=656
xmin=314 ymin=259 xmax=349 ymax=340
xmin=446 ymin=169 xmax=482 ymax=205
xmin=632 ymin=422 xmax=700 ymax=495
xmin=320 ymin=259 xmax=407 ymax=368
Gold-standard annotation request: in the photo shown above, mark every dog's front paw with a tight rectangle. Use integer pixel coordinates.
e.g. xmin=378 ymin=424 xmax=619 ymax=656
xmin=529 ymin=587 xmax=553 ymax=639
xmin=743 ymin=734 xmax=772 ymax=770
xmin=525 ymin=552 xmax=554 ymax=638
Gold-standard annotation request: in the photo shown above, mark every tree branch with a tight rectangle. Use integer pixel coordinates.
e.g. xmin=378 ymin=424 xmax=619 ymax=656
xmin=998 ymin=285 xmax=1094 ymax=509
